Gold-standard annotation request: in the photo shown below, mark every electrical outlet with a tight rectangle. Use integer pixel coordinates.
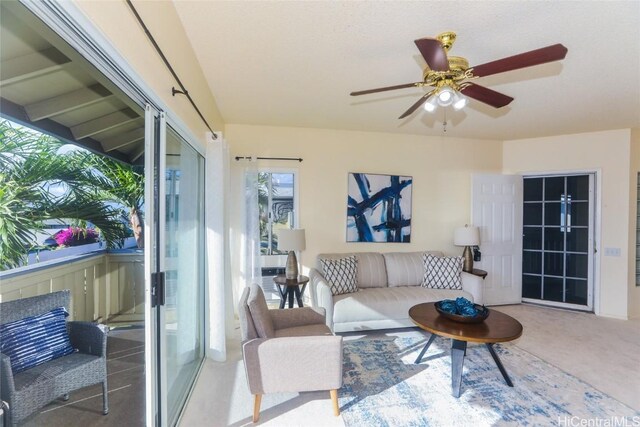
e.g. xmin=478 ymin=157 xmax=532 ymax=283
xmin=604 ymin=247 xmax=621 ymax=257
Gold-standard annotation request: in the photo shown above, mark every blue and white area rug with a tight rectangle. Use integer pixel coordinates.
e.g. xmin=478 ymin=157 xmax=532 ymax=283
xmin=340 ymin=335 xmax=639 ymax=426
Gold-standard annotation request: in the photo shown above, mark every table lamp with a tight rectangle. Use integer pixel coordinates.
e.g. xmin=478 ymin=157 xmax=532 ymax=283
xmin=454 ymin=225 xmax=480 ymax=273
xmin=277 ymin=228 xmax=306 ymax=280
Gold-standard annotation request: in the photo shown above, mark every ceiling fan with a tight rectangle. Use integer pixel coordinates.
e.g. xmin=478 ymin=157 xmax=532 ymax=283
xmin=350 ymin=32 xmax=568 ymax=119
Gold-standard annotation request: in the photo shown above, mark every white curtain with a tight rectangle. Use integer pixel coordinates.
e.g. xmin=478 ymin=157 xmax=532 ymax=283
xmin=205 ymin=134 xmax=233 ymax=362
xmin=240 ymin=161 xmax=262 ymax=294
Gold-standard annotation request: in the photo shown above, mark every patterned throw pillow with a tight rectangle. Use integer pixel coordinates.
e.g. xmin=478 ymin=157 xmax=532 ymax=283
xmin=0 ymin=306 xmax=76 ymax=373
xmin=422 ymin=253 xmax=463 ymax=290
xmin=320 ymin=256 xmax=358 ymax=296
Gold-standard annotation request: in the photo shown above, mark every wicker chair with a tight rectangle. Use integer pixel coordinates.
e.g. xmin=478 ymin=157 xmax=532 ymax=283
xmin=0 ymin=290 xmax=108 ymax=426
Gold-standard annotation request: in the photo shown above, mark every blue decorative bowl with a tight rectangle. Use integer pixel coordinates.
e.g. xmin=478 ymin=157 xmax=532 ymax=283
xmin=434 ymin=301 xmax=490 ymax=324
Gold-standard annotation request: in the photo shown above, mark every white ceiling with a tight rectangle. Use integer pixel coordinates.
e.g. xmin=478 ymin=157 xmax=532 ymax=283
xmin=174 ymin=1 xmax=640 ymax=140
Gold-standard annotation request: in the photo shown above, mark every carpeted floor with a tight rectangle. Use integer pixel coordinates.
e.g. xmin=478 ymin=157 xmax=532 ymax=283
xmin=340 ymin=334 xmax=639 ymax=426
xmin=179 ymin=304 xmax=640 ymax=427
xmin=22 ymin=326 xmax=145 ymax=427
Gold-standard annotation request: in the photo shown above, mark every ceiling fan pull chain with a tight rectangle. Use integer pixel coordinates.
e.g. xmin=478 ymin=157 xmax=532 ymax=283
xmin=443 ymin=110 xmax=448 ymax=133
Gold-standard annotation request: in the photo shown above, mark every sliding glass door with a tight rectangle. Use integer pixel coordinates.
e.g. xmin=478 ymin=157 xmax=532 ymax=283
xmin=162 ymin=127 xmax=205 ymax=425
xmin=146 ymin=107 xmax=205 ymax=426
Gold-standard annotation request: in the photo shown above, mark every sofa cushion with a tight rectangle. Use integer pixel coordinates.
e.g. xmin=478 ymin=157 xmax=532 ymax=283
xmin=332 ymin=286 xmax=473 ymax=324
xmin=383 ymin=251 xmax=443 ymax=287
xmin=422 ymin=253 xmax=463 ymax=290
xmin=0 ymin=307 xmax=75 ymax=374
xmin=320 ymin=256 xmax=358 ymax=295
xmin=247 ymin=285 xmax=275 ymax=338
xmin=319 ymin=253 xmax=387 ymax=288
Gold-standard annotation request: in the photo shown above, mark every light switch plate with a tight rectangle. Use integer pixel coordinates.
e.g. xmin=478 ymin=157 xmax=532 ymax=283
xmin=604 ymin=247 xmax=621 ymax=257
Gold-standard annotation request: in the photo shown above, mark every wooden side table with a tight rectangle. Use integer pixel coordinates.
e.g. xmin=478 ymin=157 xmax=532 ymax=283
xmin=469 ymin=268 xmax=488 ymax=279
xmin=273 ymin=275 xmax=309 ymax=309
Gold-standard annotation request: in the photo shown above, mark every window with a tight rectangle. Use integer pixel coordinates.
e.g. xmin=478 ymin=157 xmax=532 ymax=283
xmin=258 ymin=171 xmax=296 ymax=255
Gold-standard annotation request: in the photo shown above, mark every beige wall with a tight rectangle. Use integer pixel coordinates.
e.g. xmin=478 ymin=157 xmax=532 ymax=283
xmin=503 ymin=129 xmax=632 ymax=319
xmin=226 ymin=124 xmax=502 ymax=297
xmin=629 ymin=129 xmax=640 ymax=318
xmin=73 ymin=0 xmax=224 ymax=150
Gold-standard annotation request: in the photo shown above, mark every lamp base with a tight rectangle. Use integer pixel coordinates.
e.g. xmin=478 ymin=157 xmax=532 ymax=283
xmin=285 ymin=251 xmax=299 ymax=280
xmin=462 ymin=246 xmax=473 ymax=273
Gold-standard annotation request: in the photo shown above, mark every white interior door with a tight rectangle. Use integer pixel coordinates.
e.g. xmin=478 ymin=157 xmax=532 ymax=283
xmin=472 ymin=174 xmax=523 ymax=305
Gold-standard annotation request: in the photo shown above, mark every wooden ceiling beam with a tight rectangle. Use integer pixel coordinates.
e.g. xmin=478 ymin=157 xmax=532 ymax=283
xmin=129 ymin=144 xmax=145 ymax=163
xmin=100 ymin=127 xmax=145 ymax=152
xmin=0 ymin=97 xmax=131 ymax=164
xmin=0 ymin=47 xmax=71 ymax=87
xmin=25 ymin=84 xmax=113 ymax=121
xmin=70 ymin=109 xmax=139 ymax=140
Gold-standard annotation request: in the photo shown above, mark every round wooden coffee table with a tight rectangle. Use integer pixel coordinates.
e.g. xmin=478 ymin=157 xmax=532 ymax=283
xmin=409 ymin=302 xmax=523 ymax=398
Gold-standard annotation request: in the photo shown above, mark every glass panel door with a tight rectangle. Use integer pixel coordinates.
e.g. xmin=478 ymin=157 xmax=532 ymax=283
xmin=161 ymin=126 xmax=205 ymax=425
xmin=522 ymin=174 xmax=594 ymax=310
xmin=146 ymin=110 xmax=205 ymax=426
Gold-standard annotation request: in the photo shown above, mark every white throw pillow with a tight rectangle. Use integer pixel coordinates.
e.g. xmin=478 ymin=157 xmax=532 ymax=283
xmin=320 ymin=255 xmax=358 ymax=296
xmin=422 ymin=253 xmax=463 ymax=290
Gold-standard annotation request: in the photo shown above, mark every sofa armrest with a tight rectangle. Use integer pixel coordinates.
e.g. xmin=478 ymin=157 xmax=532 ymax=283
xmin=309 ymin=269 xmax=334 ymax=331
xmin=461 ymin=272 xmax=484 ymax=305
xmin=68 ymin=321 xmax=108 ymax=357
xmin=242 ymin=335 xmax=343 ymax=394
xmin=269 ymin=306 xmax=326 ymax=330
xmin=0 ymin=352 xmax=15 ymax=401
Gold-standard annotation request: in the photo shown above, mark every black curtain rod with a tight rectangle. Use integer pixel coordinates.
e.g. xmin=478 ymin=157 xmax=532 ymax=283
xmin=235 ymin=156 xmax=303 ymax=162
xmin=125 ymin=0 xmax=217 ymax=139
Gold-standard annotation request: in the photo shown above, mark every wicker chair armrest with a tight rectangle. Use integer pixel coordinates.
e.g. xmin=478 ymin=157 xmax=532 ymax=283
xmin=0 ymin=352 xmax=15 ymax=399
xmin=68 ymin=321 xmax=108 ymax=357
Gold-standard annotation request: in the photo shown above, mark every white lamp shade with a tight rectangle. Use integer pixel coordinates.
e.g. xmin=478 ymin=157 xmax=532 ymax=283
xmin=453 ymin=226 xmax=480 ymax=246
xmin=277 ymin=228 xmax=306 ymax=251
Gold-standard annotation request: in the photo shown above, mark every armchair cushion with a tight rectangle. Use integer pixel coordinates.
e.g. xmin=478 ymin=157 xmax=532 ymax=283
xmin=275 ymin=324 xmax=333 ymax=338
xmin=269 ymin=306 xmax=326 ymax=330
xmin=247 ymin=285 xmax=275 ymax=338
xmin=0 ymin=306 xmax=75 ymax=373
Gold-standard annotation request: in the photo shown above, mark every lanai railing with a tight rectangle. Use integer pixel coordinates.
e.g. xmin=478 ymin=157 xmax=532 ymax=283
xmin=0 ymin=249 xmax=144 ymax=323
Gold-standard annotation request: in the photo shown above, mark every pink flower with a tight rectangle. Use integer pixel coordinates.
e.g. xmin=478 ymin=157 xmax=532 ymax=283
xmin=54 ymin=227 xmax=100 ymax=247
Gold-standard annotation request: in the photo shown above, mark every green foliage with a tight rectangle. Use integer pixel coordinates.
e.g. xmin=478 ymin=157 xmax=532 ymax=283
xmin=0 ymin=119 xmax=142 ymax=270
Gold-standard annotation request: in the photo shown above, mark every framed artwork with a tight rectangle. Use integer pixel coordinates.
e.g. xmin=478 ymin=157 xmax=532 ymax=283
xmin=347 ymin=172 xmax=413 ymax=243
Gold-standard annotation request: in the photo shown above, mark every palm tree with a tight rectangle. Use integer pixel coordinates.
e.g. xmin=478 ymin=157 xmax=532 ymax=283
xmin=79 ymin=155 xmax=145 ymax=248
xmin=0 ymin=120 xmax=138 ymax=269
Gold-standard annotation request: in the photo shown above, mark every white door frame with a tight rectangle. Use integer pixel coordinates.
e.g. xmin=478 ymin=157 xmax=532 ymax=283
xmin=520 ymin=169 xmax=601 ymax=314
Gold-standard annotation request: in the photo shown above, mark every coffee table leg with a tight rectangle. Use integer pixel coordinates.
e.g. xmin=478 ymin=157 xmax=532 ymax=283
xmin=414 ymin=333 xmax=436 ymax=364
xmin=485 ymin=343 xmax=514 ymax=387
xmin=451 ymin=340 xmax=467 ymax=398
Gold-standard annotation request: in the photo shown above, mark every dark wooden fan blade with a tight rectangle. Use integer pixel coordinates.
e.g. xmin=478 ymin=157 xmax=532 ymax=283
xmin=471 ymin=44 xmax=568 ymax=78
xmin=350 ymin=82 xmax=420 ymax=96
xmin=398 ymin=90 xmax=435 ymax=119
xmin=460 ymin=83 xmax=513 ymax=108
xmin=414 ymin=38 xmax=449 ymax=71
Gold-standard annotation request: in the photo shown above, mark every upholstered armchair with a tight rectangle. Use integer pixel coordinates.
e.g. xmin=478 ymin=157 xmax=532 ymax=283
xmin=0 ymin=290 xmax=108 ymax=426
xmin=238 ymin=285 xmax=343 ymax=423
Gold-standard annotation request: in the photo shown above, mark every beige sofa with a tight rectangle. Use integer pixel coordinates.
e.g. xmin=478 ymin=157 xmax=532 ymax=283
xmin=309 ymin=251 xmax=484 ymax=333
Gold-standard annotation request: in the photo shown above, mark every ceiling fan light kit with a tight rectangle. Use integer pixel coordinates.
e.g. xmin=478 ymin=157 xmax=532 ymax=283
xmin=350 ymin=31 xmax=568 ymax=121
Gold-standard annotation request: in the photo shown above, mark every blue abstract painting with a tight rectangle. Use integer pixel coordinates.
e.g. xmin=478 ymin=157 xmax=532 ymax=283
xmin=347 ymin=173 xmax=412 ymax=243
